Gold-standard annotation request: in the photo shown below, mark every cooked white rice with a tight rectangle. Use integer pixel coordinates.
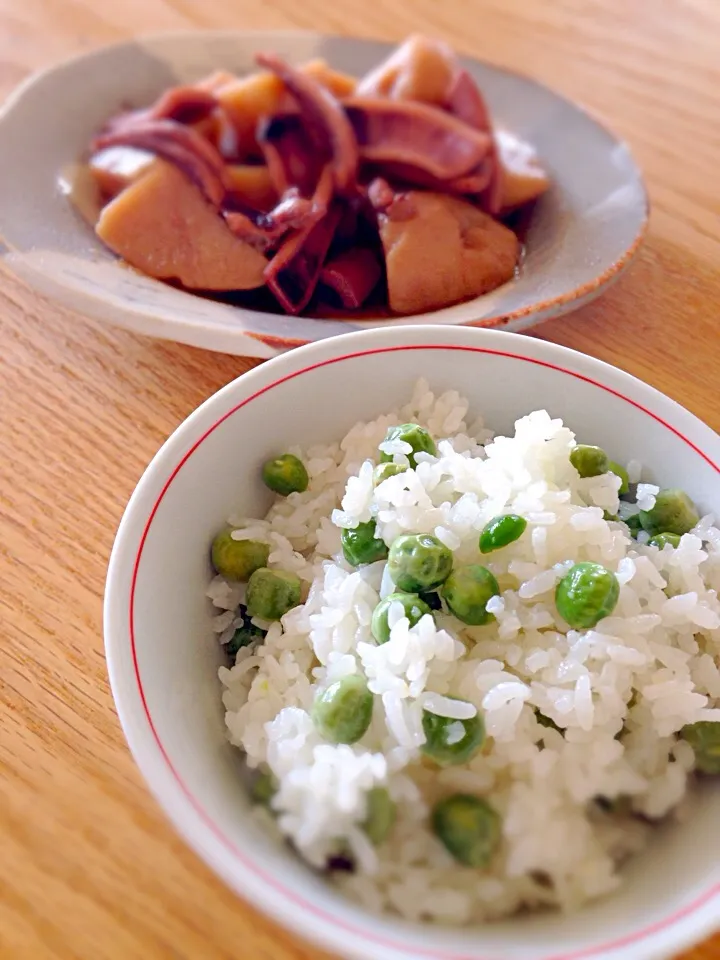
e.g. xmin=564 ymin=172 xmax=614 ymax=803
xmin=212 ymin=379 xmax=720 ymax=923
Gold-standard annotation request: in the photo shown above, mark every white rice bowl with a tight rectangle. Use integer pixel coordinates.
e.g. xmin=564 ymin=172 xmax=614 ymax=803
xmin=211 ymin=379 xmax=720 ymax=925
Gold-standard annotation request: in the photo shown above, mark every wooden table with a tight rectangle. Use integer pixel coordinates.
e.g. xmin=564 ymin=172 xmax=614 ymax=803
xmin=1 ymin=0 xmax=718 ymax=957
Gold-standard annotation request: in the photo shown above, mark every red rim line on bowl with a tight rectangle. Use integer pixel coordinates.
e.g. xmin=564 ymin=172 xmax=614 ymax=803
xmin=128 ymin=344 xmax=720 ymax=960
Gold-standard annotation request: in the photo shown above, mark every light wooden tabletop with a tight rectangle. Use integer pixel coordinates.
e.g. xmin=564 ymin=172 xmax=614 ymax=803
xmin=1 ymin=1 xmax=718 ymax=958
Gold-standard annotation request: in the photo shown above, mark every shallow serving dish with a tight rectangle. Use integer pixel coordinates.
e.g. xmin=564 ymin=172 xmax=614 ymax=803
xmin=0 ymin=31 xmax=648 ymax=358
xmin=104 ymin=324 xmax=719 ymax=960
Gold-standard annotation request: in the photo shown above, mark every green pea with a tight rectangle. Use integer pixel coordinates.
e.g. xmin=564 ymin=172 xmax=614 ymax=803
xmin=479 ymin=514 xmax=527 ymax=554
xmin=226 ymin=605 xmax=266 ymax=657
xmin=262 ymin=453 xmax=309 ymax=496
xmin=363 ymin=787 xmax=396 ymax=845
xmin=681 ymin=721 xmax=720 ymax=775
xmin=341 ymin=521 xmax=388 ymax=566
xmin=431 ymin=794 xmax=501 ymax=868
xmin=251 ymin=770 xmax=277 ymax=805
xmin=211 ymin=531 xmax=269 ymax=581
xmin=570 ymin=444 xmax=610 ymax=478
xmin=422 ymin=704 xmax=485 ymax=766
xmin=648 ymin=532 xmax=682 ymax=550
xmin=639 ymin=489 xmax=699 ymax=536
xmin=246 ymin=567 xmax=302 ymax=621
xmin=555 ymin=562 xmax=620 ymax=629
xmin=373 ymin=462 xmax=405 ymax=486
xmin=387 ymin=534 xmax=453 ymax=592
xmin=625 ymin=513 xmax=643 ymax=535
xmin=608 ymin=460 xmax=630 ymax=495
xmin=441 ymin=565 xmax=500 ymax=625
xmin=371 ymin=592 xmax=432 ymax=644
xmin=379 ymin=423 xmax=437 ymax=467
xmin=312 ymin=674 xmax=374 ymax=745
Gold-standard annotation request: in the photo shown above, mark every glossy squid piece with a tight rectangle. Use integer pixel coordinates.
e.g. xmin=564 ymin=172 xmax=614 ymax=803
xmin=83 ymin=35 xmax=550 ymax=318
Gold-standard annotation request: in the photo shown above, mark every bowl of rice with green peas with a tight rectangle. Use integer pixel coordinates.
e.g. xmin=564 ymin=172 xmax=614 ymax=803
xmin=105 ymin=325 xmax=720 ymax=960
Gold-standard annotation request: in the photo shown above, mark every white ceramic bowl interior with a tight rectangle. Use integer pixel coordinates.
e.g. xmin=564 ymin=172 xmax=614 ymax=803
xmin=105 ymin=325 xmax=720 ymax=960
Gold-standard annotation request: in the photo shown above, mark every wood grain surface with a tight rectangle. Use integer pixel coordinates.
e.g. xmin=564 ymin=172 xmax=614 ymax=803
xmin=1 ymin=1 xmax=718 ymax=958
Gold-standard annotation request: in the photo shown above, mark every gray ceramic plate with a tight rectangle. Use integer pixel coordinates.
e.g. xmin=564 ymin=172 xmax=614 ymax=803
xmin=0 ymin=31 xmax=648 ymax=358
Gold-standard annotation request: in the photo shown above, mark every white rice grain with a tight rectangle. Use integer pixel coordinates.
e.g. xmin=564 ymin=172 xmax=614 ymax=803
xmin=421 ymin=693 xmax=477 ymax=719
xmin=213 ymin=382 xmax=719 ymax=927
